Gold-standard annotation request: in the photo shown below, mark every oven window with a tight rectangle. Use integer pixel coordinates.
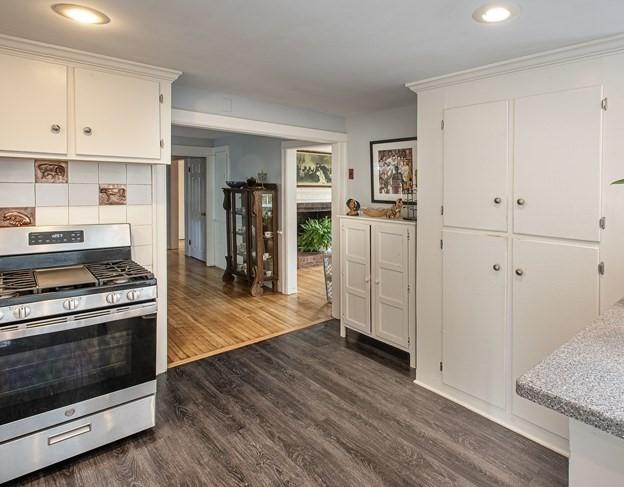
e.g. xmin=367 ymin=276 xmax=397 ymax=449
xmin=0 ymin=315 xmax=156 ymax=426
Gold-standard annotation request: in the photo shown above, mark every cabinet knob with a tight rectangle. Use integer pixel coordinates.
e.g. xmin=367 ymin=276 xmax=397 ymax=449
xmin=493 ymin=197 xmax=502 ymax=205
xmin=492 ymin=264 xmax=501 ymax=271
xmin=83 ymin=126 xmax=93 ymax=136
xmin=364 ymin=277 xmax=370 ymax=283
xmin=516 ymin=198 xmax=526 ymax=206
xmin=375 ymin=279 xmax=380 ymax=285
xmin=51 ymin=124 xmax=61 ymax=134
xmin=515 ymin=268 xmax=524 ymax=276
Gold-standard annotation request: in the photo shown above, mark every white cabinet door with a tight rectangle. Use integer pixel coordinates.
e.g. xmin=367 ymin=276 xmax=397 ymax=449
xmin=514 ymin=86 xmax=603 ymax=242
xmin=372 ymin=222 xmax=410 ymax=348
xmin=0 ymin=53 xmax=67 ymax=154
xmin=512 ymin=238 xmax=599 ymax=437
xmin=340 ymin=220 xmax=371 ymax=334
xmin=442 ymin=230 xmax=507 ymax=408
xmin=443 ymin=101 xmax=509 ymax=232
xmin=75 ymin=68 xmax=161 ymax=159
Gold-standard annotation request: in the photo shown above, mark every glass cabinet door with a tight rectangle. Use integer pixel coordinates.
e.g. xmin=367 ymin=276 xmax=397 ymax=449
xmin=232 ymin=190 xmax=247 ymax=277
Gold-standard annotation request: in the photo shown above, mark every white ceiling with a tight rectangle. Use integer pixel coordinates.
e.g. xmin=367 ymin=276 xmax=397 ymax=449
xmin=1 ymin=0 xmax=623 ymax=115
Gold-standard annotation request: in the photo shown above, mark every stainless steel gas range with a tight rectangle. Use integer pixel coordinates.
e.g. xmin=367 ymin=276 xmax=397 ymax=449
xmin=0 ymin=224 xmax=157 ymax=483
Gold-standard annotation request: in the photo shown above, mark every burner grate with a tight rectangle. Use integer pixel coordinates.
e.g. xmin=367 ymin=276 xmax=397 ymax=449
xmin=86 ymin=260 xmax=153 ymax=286
xmin=0 ymin=270 xmax=38 ymax=299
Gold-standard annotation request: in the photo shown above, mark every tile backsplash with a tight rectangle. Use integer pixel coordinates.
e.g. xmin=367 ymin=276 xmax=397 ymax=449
xmin=0 ymin=158 xmax=154 ymax=269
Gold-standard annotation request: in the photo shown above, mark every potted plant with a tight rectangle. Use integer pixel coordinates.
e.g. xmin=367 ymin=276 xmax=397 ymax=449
xmin=298 ymin=217 xmax=332 ymax=268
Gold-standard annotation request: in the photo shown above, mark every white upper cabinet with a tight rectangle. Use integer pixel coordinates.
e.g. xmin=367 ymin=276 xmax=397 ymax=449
xmin=442 ymin=230 xmax=507 ymax=409
xmin=444 ymin=101 xmax=509 ymax=232
xmin=372 ymin=223 xmax=410 ymax=348
xmin=0 ymin=54 xmax=67 ymax=154
xmin=340 ymin=220 xmax=371 ymax=334
xmin=74 ymin=68 xmax=161 ymax=159
xmin=512 ymin=238 xmax=599 ymax=437
xmin=514 ymin=86 xmax=603 ymax=242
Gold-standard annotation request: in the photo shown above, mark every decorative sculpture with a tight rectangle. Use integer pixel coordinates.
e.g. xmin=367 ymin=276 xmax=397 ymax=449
xmin=346 ymin=198 xmax=361 ymax=216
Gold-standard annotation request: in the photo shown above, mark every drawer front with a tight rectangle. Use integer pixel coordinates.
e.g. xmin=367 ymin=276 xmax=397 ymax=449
xmin=0 ymin=395 xmax=155 ymax=484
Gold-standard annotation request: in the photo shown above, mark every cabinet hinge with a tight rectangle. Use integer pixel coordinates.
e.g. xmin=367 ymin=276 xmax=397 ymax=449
xmin=601 ymin=97 xmax=608 ymax=111
xmin=188 ymin=239 xmax=191 ymax=246
xmin=440 ymin=239 xmax=443 ymax=250
xmin=441 ymin=119 xmax=445 ymax=130
xmin=439 ymin=361 xmax=443 ymax=372
xmin=408 ymin=336 xmax=411 ymax=345
xmin=407 ymin=230 xmax=411 ymax=241
xmin=408 ymin=284 xmax=411 ymax=294
xmin=599 ymin=262 xmax=605 ymax=275
xmin=440 ymin=205 xmax=444 ymax=216
xmin=160 ymin=138 xmax=165 ymax=149
xmin=599 ymin=216 xmax=606 ymax=230
xmin=159 ymin=93 xmax=164 ymax=104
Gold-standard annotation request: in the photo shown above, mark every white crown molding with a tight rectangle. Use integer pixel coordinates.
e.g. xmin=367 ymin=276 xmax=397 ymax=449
xmin=406 ymin=33 xmax=624 ymax=93
xmin=0 ymin=33 xmax=181 ymax=81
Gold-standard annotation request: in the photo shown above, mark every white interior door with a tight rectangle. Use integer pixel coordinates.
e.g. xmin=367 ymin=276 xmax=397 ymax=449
xmin=213 ymin=147 xmax=230 ymax=269
xmin=442 ymin=230 xmax=507 ymax=408
xmin=512 ymin=238 xmax=599 ymax=438
xmin=74 ymin=68 xmax=161 ymax=159
xmin=443 ymin=101 xmax=509 ymax=232
xmin=185 ymin=158 xmax=207 ymax=261
xmin=340 ymin=220 xmax=371 ymax=334
xmin=372 ymin=223 xmax=410 ymax=348
xmin=0 ymin=53 xmax=67 ymax=154
xmin=514 ymin=86 xmax=603 ymax=242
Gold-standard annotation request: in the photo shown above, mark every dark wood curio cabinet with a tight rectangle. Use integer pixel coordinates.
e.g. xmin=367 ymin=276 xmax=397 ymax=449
xmin=222 ymin=184 xmax=278 ymax=296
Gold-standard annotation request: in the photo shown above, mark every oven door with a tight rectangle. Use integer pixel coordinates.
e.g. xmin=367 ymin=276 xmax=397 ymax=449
xmin=0 ymin=302 xmax=156 ymax=442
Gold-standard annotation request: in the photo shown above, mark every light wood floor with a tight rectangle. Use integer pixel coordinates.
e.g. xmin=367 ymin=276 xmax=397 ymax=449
xmin=167 ymin=247 xmax=332 ymax=367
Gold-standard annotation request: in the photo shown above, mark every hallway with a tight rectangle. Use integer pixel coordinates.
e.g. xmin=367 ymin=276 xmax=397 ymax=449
xmin=167 ymin=247 xmax=332 ymax=367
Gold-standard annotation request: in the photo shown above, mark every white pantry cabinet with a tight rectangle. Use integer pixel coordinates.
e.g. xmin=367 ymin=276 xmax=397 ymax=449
xmin=0 ymin=53 xmax=67 ymax=154
xmin=74 ymin=69 xmax=161 ymax=159
xmin=0 ymin=39 xmax=180 ymax=164
xmin=443 ymin=100 xmax=509 ymax=232
xmin=340 ymin=216 xmax=415 ymax=365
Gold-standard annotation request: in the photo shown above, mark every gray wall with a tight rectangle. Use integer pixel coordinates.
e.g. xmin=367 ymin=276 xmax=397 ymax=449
xmin=213 ymin=134 xmax=287 ymax=184
xmin=172 ymin=85 xmax=347 ymax=133
xmin=345 ymin=103 xmax=418 ymax=208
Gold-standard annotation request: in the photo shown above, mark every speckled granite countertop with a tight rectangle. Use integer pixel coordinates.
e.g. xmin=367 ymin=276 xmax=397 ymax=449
xmin=516 ymin=298 xmax=624 ymax=440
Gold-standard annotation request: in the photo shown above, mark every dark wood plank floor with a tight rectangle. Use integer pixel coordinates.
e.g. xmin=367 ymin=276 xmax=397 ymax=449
xmin=10 ymin=321 xmax=567 ymax=487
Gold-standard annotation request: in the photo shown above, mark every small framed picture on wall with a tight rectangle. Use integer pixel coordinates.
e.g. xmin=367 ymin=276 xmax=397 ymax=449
xmin=370 ymin=137 xmax=417 ymax=203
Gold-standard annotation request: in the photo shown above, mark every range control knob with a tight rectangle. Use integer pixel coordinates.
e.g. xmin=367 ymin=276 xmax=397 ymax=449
xmin=126 ymin=290 xmax=141 ymax=301
xmin=14 ymin=305 xmax=31 ymax=320
xmin=63 ymin=298 xmax=81 ymax=311
xmin=105 ymin=292 xmax=122 ymax=305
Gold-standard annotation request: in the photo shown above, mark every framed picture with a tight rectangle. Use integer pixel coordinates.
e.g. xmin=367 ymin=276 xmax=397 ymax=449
xmin=297 ymin=150 xmax=332 ymax=187
xmin=370 ymin=137 xmax=417 ymax=203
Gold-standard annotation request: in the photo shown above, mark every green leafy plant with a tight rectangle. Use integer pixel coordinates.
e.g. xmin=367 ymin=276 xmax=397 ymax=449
xmin=298 ymin=217 xmax=332 ymax=252
xmin=613 ymin=179 xmax=624 ymax=185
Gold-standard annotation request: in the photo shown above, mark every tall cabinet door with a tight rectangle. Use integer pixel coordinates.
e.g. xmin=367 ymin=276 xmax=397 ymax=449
xmin=0 ymin=53 xmax=67 ymax=154
xmin=75 ymin=68 xmax=161 ymax=159
xmin=443 ymin=101 xmax=509 ymax=232
xmin=372 ymin=223 xmax=410 ymax=348
xmin=340 ymin=220 xmax=371 ymax=334
xmin=512 ymin=239 xmax=599 ymax=437
xmin=442 ymin=230 xmax=507 ymax=408
xmin=514 ymin=86 xmax=603 ymax=242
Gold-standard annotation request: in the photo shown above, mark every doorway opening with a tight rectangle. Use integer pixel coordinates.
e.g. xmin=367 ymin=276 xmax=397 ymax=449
xmin=166 ymin=125 xmax=340 ymax=367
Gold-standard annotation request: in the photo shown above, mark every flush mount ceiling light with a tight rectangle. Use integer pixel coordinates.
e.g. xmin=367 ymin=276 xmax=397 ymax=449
xmin=51 ymin=4 xmax=111 ymax=24
xmin=472 ymin=3 xmax=520 ymax=23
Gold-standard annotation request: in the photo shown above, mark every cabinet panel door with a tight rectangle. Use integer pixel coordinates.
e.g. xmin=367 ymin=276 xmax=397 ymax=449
xmin=514 ymin=86 xmax=602 ymax=241
xmin=0 ymin=54 xmax=67 ymax=154
xmin=75 ymin=68 xmax=160 ymax=159
xmin=372 ymin=223 xmax=410 ymax=348
xmin=512 ymin=239 xmax=599 ymax=438
xmin=443 ymin=101 xmax=509 ymax=232
xmin=442 ymin=230 xmax=507 ymax=408
xmin=340 ymin=220 xmax=371 ymax=334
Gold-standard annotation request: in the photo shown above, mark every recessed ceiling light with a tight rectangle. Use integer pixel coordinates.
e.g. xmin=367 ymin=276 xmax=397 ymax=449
xmin=472 ymin=3 xmax=520 ymax=24
xmin=51 ymin=4 xmax=111 ymax=25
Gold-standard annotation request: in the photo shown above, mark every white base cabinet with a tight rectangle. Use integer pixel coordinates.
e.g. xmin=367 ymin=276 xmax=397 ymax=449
xmin=339 ymin=216 xmax=416 ymax=366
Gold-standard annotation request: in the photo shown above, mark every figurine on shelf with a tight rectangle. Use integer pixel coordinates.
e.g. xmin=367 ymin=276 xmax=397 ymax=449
xmin=386 ymin=198 xmax=403 ymax=219
xmin=346 ymin=198 xmax=361 ymax=216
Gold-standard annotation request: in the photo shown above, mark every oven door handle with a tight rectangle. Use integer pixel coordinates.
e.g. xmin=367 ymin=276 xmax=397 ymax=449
xmin=0 ymin=302 xmax=157 ymax=341
xmin=48 ymin=424 xmax=92 ymax=446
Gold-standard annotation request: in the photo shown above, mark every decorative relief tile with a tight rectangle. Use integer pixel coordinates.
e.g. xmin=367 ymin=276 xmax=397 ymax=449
xmin=0 ymin=207 xmax=35 ymax=227
xmin=35 ymin=160 xmax=68 ymax=183
xmin=99 ymin=184 xmax=127 ymax=205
